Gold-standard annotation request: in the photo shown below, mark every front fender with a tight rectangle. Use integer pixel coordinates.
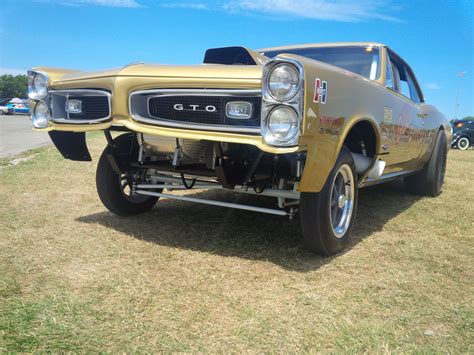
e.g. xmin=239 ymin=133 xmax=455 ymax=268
xmin=299 ymin=116 xmax=380 ymax=192
xmin=283 ymin=53 xmax=382 ymax=192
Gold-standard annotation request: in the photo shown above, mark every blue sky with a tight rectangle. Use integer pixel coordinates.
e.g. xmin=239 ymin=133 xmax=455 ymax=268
xmin=1 ymin=0 xmax=472 ymax=119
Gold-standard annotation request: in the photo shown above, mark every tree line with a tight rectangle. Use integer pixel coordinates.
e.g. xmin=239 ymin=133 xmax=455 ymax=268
xmin=0 ymin=74 xmax=28 ymax=98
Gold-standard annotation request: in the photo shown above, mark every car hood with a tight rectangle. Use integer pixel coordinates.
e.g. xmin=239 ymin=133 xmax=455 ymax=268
xmin=37 ymin=63 xmax=264 ymax=84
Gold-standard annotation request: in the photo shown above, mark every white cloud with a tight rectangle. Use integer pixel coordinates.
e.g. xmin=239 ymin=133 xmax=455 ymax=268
xmin=159 ymin=0 xmax=399 ymax=22
xmin=160 ymin=2 xmax=209 ymax=10
xmin=52 ymin=0 xmax=141 ymax=7
xmin=0 ymin=68 xmax=28 ymax=76
xmin=426 ymin=83 xmax=441 ymax=90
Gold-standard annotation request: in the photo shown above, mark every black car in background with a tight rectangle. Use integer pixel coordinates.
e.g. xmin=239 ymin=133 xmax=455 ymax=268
xmin=452 ymin=120 xmax=474 ymax=150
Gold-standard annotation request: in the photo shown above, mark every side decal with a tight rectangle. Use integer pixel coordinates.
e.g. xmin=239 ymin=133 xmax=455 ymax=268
xmin=314 ymin=78 xmax=328 ymax=104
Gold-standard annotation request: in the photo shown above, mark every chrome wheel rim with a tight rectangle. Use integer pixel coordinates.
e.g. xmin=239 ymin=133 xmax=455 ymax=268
xmin=458 ymin=137 xmax=469 ymax=150
xmin=330 ymin=164 xmax=355 ymax=238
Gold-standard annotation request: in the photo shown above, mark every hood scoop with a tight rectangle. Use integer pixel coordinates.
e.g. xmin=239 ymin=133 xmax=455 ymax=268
xmin=203 ymin=46 xmax=269 ymax=66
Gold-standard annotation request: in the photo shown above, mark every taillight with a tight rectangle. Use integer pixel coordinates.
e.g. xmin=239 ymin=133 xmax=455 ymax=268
xmin=456 ymin=122 xmax=464 ymax=128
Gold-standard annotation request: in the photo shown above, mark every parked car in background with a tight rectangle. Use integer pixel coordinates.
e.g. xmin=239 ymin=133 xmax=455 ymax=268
xmin=0 ymin=98 xmax=12 ymax=115
xmin=28 ymin=42 xmax=450 ymax=255
xmin=452 ymin=120 xmax=474 ymax=150
xmin=5 ymin=98 xmax=30 ymax=115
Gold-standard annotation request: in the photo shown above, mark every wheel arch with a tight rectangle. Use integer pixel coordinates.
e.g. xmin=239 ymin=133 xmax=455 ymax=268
xmin=299 ymin=116 xmax=381 ymax=192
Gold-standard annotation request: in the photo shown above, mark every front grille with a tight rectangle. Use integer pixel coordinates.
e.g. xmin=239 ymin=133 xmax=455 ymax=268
xmin=68 ymin=96 xmax=109 ymax=120
xmin=50 ymin=89 xmax=111 ymax=124
xmin=148 ymin=95 xmax=261 ymax=128
xmin=129 ymin=89 xmax=262 ymax=133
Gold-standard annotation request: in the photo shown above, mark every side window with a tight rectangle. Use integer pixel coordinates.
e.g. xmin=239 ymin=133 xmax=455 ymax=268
xmin=386 ymin=51 xmax=424 ymax=103
xmin=390 ymin=59 xmax=402 ymax=92
xmin=385 ymin=57 xmax=394 ymax=89
xmin=407 ymin=71 xmax=421 ymax=103
xmin=399 ymin=74 xmax=411 ymax=99
xmin=394 ymin=63 xmax=411 ymax=99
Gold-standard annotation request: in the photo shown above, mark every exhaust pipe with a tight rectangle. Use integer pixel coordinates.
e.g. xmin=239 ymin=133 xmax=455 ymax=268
xmin=351 ymin=153 xmax=386 ymax=179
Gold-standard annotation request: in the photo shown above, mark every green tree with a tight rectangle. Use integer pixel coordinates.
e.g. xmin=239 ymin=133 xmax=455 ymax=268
xmin=0 ymin=74 xmax=28 ymax=98
xmin=462 ymin=116 xmax=474 ymax=121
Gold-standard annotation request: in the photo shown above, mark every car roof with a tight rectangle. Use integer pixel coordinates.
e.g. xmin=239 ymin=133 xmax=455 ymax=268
xmin=259 ymin=42 xmax=385 ymax=52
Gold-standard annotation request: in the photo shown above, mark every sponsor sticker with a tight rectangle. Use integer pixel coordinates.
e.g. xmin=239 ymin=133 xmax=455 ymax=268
xmin=313 ymin=78 xmax=328 ymax=104
xmin=383 ymin=106 xmax=393 ymax=124
xmin=319 ymin=115 xmax=344 ymax=135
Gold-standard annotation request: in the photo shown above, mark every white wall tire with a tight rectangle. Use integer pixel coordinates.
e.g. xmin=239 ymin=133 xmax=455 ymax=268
xmin=457 ymin=137 xmax=470 ymax=150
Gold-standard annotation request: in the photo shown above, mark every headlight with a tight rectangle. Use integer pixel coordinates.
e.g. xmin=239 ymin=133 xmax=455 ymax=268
xmin=265 ymin=106 xmax=299 ymax=144
xmin=28 ymin=71 xmax=49 ymax=100
xmin=267 ymin=63 xmax=300 ymax=101
xmin=32 ymin=101 xmax=50 ymax=128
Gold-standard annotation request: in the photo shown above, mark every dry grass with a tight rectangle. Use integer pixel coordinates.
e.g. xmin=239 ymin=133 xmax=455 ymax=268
xmin=1 ymin=133 xmax=472 ymax=352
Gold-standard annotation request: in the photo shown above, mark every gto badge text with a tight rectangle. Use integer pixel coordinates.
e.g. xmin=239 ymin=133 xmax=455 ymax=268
xmin=173 ymin=104 xmax=217 ymax=112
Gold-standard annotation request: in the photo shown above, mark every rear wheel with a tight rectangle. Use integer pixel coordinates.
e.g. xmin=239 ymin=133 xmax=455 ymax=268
xmin=405 ymin=130 xmax=447 ymax=197
xmin=300 ymin=147 xmax=358 ymax=256
xmin=96 ymin=133 xmax=159 ymax=216
xmin=457 ymin=137 xmax=470 ymax=150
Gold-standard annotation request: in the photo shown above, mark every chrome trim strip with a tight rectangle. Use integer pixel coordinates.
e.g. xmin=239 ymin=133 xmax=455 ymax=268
xmin=49 ymin=89 xmax=112 ymax=124
xmin=129 ymin=89 xmax=262 ymax=133
xmin=132 ymin=88 xmax=261 ymax=96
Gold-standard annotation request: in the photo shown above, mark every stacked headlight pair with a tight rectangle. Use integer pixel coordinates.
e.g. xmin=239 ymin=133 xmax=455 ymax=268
xmin=28 ymin=70 xmax=50 ymax=128
xmin=262 ymin=58 xmax=304 ymax=146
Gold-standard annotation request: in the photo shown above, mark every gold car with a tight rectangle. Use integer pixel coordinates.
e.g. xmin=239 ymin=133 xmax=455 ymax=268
xmin=28 ymin=42 xmax=450 ymax=255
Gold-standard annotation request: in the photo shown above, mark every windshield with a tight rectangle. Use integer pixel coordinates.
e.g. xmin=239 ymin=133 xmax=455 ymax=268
xmin=261 ymin=46 xmax=380 ymax=80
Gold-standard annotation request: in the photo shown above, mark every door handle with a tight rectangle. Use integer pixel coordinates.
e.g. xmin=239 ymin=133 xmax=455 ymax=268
xmin=417 ymin=113 xmax=428 ymax=118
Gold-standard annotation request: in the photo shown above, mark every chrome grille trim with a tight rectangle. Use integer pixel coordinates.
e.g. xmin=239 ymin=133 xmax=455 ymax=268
xmin=49 ymin=89 xmax=112 ymax=124
xmin=129 ymin=89 xmax=262 ymax=133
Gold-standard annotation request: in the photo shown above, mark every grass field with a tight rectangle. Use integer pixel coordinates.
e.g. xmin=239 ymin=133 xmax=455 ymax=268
xmin=1 ymin=134 xmax=472 ymax=352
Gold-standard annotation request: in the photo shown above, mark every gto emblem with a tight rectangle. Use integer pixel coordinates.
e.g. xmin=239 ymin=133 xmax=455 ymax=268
xmin=173 ymin=104 xmax=217 ymax=112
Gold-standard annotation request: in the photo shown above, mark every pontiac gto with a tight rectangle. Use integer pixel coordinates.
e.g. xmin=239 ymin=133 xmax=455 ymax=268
xmin=28 ymin=42 xmax=450 ymax=255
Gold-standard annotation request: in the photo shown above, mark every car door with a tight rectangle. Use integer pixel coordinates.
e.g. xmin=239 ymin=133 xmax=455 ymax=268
xmin=381 ymin=50 xmax=424 ymax=173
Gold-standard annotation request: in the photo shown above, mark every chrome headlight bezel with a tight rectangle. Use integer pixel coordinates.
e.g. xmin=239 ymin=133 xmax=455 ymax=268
xmin=28 ymin=70 xmax=49 ymax=100
xmin=261 ymin=57 xmax=304 ymax=147
xmin=266 ymin=63 xmax=301 ymax=101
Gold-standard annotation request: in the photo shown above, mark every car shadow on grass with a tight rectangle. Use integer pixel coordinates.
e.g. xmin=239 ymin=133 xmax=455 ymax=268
xmin=77 ymin=180 xmax=421 ymax=272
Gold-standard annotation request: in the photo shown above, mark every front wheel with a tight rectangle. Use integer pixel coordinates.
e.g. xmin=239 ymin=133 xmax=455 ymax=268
xmin=96 ymin=133 xmax=159 ymax=216
xmin=300 ymin=147 xmax=358 ymax=256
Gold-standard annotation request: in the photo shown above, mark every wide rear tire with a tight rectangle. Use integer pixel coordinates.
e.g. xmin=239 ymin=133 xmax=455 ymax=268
xmin=300 ymin=147 xmax=358 ymax=256
xmin=405 ymin=130 xmax=447 ymax=197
